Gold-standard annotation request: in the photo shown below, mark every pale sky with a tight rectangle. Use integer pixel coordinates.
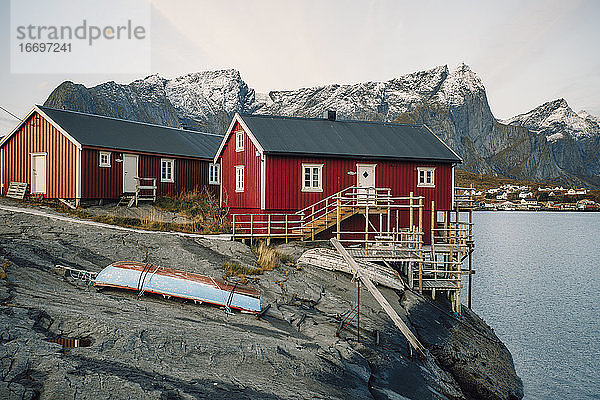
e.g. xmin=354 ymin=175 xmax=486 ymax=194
xmin=1 ymin=0 xmax=599 ymax=133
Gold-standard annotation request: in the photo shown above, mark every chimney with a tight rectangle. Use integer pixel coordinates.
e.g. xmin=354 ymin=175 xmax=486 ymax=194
xmin=324 ymin=110 xmax=336 ymax=121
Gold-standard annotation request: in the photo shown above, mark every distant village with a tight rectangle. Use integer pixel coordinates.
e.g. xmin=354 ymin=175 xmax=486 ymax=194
xmin=465 ymin=184 xmax=599 ymax=211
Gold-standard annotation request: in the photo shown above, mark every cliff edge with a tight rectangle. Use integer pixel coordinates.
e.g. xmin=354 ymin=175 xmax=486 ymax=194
xmin=0 ymin=202 xmax=522 ymax=400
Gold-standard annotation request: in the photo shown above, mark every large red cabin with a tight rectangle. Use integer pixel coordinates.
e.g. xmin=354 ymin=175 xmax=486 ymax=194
xmin=0 ymin=106 xmax=222 ymax=204
xmin=214 ymin=112 xmax=462 ymax=243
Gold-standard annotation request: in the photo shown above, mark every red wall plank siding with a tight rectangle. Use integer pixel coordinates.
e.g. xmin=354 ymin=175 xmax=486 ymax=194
xmin=82 ymin=149 xmax=122 ymax=199
xmin=264 ymin=155 xmax=453 ymax=243
xmin=82 ymin=148 xmax=218 ymax=199
xmin=1 ymin=112 xmax=77 ymax=198
xmin=138 ymin=154 xmax=218 ymax=198
xmin=265 ymin=155 xmax=453 ymax=212
xmin=220 ymin=122 xmax=261 ymax=210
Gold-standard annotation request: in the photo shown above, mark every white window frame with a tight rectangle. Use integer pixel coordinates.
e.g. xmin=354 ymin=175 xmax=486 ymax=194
xmin=161 ymin=158 xmax=175 ymax=183
xmin=209 ymin=163 xmax=221 ymax=185
xmin=235 ymin=131 xmax=244 ymax=152
xmin=301 ymin=163 xmax=323 ymax=192
xmin=235 ymin=165 xmax=244 ymax=192
xmin=99 ymin=151 xmax=111 ymax=167
xmin=417 ymin=167 xmax=435 ymax=188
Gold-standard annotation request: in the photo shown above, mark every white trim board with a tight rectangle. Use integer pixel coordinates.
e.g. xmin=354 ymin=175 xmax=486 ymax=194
xmin=214 ymin=113 xmax=265 ymax=163
xmin=30 ymin=152 xmax=47 ymax=194
xmin=76 ymin=147 xmax=82 ymax=203
xmin=261 ymin=154 xmax=266 ymax=209
xmin=1 ymin=147 xmax=4 ymax=192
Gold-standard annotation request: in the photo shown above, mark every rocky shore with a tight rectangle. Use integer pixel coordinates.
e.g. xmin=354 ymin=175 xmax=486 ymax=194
xmin=0 ymin=201 xmax=523 ymax=400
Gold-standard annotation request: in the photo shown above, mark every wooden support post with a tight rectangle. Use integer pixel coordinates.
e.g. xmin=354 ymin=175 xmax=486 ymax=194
xmin=250 ymin=214 xmax=254 ymax=244
xmin=430 ymin=201 xmax=435 ymax=248
xmin=418 ymin=197 xmax=423 ymax=234
xmin=468 ymin=208 xmax=473 ymax=309
xmin=336 ymin=197 xmax=341 ymax=240
xmin=232 ymin=215 xmax=236 ymax=240
xmin=311 ymin=205 xmax=315 ymax=241
xmin=285 ymin=214 xmax=289 ymax=243
xmin=267 ymin=214 xmax=271 ymax=246
xmin=331 ymin=239 xmax=427 ymax=359
xmin=387 ymin=193 xmax=391 ymax=235
xmin=418 ymin=235 xmax=423 ymax=294
xmin=408 ymin=261 xmax=414 ymax=289
xmin=364 ymin=205 xmax=369 ymax=255
xmin=409 ymin=191 xmax=414 ymax=229
xmin=444 ymin=211 xmax=448 ymax=242
xmin=357 ymin=279 xmax=360 ymax=342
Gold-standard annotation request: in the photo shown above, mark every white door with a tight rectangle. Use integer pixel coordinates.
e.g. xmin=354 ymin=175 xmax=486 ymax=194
xmin=356 ymin=164 xmax=376 ymax=204
xmin=31 ymin=154 xmax=47 ymax=194
xmin=123 ymin=154 xmax=138 ymax=193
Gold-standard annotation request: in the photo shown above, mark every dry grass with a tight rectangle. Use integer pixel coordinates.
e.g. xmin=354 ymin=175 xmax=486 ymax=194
xmin=253 ymin=241 xmax=294 ymax=271
xmin=18 ymin=188 xmax=231 ymax=234
xmin=140 ymin=207 xmax=166 ymax=230
xmin=222 ymin=242 xmax=295 ymax=283
xmin=155 ymin=187 xmax=231 ymax=233
xmin=222 ymin=261 xmax=262 ymax=284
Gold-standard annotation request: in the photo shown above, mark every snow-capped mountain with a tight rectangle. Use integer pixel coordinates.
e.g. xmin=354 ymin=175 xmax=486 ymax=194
xmin=43 ymin=65 xmax=600 ymax=188
xmin=502 ymin=99 xmax=600 ymax=142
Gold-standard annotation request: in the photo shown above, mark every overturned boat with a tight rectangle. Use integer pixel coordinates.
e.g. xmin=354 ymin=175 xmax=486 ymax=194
xmin=93 ymin=261 xmax=261 ymax=313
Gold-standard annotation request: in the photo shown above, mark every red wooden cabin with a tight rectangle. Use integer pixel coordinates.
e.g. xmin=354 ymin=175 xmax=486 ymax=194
xmin=214 ymin=112 xmax=462 ymax=243
xmin=0 ymin=106 xmax=222 ymax=204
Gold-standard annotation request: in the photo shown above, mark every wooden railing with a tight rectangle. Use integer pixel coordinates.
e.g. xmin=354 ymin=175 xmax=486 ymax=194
xmin=134 ymin=177 xmax=157 ymax=206
xmin=230 ymin=186 xmax=422 ymax=241
xmin=231 ymin=213 xmax=304 ymax=242
xmin=454 ymin=186 xmax=476 ymax=209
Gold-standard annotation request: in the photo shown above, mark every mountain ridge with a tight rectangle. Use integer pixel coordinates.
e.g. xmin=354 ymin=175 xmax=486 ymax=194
xmin=43 ymin=64 xmax=600 ymax=188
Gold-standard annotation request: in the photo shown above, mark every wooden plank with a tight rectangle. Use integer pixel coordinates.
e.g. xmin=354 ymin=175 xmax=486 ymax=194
xmin=298 ymin=248 xmax=405 ymax=291
xmin=6 ymin=182 xmax=28 ymax=199
xmin=331 ymin=238 xmax=427 ymax=359
xmin=58 ymin=199 xmax=76 ymax=210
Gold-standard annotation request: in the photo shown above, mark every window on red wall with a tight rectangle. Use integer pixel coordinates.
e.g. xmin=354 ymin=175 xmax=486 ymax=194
xmin=417 ymin=167 xmax=435 ymax=187
xmin=235 ymin=131 xmax=244 ymax=152
xmin=99 ymin=151 xmax=111 ymax=167
xmin=209 ymin=163 xmax=221 ymax=184
xmin=235 ymin=165 xmax=244 ymax=192
xmin=161 ymin=158 xmax=174 ymax=183
xmin=301 ymin=163 xmax=323 ymax=192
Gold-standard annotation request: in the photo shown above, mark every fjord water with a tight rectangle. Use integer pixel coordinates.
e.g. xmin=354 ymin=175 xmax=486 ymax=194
xmin=467 ymin=212 xmax=599 ymax=400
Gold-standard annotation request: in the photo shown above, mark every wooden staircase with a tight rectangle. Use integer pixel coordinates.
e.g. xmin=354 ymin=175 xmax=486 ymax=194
xmin=231 ymin=186 xmax=392 ymax=241
xmin=292 ymin=205 xmax=359 ymax=239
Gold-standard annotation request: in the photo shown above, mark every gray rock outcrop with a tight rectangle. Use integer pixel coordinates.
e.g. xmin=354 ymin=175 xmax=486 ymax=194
xmin=0 ymin=202 xmax=522 ymax=399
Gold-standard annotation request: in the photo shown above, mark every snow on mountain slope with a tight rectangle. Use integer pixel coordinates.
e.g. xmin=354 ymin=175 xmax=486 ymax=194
xmin=261 ymin=65 xmax=449 ymax=121
xmin=43 ymin=64 xmax=600 ymax=187
xmin=502 ymin=99 xmax=600 ymax=142
xmin=435 ymin=63 xmax=486 ymax=106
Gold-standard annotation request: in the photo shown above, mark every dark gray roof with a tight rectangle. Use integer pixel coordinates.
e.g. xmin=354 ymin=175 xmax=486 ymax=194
xmin=240 ymin=114 xmax=461 ymax=163
xmin=38 ymin=105 xmax=222 ymax=159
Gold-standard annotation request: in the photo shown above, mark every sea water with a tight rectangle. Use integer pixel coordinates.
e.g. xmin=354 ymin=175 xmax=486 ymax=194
xmin=466 ymin=212 xmax=600 ymax=400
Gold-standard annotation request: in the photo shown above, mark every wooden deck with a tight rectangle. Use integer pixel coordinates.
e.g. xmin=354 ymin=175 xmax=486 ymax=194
xmin=231 ymin=186 xmax=476 ymax=314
